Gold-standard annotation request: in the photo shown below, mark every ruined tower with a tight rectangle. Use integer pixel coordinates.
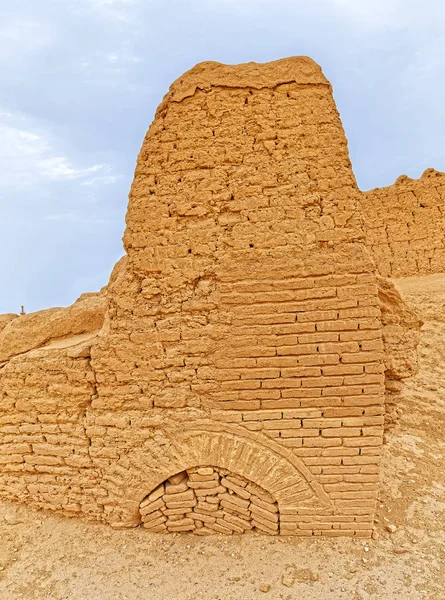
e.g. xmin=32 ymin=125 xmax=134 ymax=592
xmin=0 ymin=57 xmax=390 ymax=536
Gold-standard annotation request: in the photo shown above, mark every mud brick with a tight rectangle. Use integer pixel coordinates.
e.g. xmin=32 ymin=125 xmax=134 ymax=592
xmin=220 ymin=500 xmax=251 ymax=519
xmin=225 ymin=475 xmax=248 ymax=489
xmin=168 ymin=472 xmax=187 ymax=485
xmin=167 ymin=523 xmax=196 ymax=532
xmin=187 ymin=511 xmax=216 ymax=524
xmin=188 ymin=473 xmax=219 ymax=482
xmin=188 ymin=479 xmax=222 ymax=490
xmin=164 ymin=499 xmax=197 ymax=510
xmin=208 ymin=521 xmax=234 ymax=535
xmin=252 ymin=519 xmax=279 ymax=535
xmin=194 ymin=527 xmax=216 ymax=536
xmin=250 ymin=504 xmax=279 ymax=523
xmin=143 ymin=515 xmax=166 ymax=529
xmin=196 ymin=501 xmax=219 ymax=512
xmin=223 ymin=512 xmax=252 ymax=531
xmin=163 ymin=488 xmax=195 ymax=502
xmin=245 ymin=483 xmax=275 ymax=504
xmin=165 ymin=480 xmax=188 ymax=494
xmin=166 ymin=517 xmax=194 ymax=528
xmin=141 ymin=488 xmax=164 ymax=508
xmin=250 ymin=496 xmax=278 ymax=514
xmin=194 ymin=485 xmax=226 ymax=497
xmin=219 ymin=492 xmax=250 ymax=510
xmin=163 ymin=507 xmax=190 ymax=516
xmin=220 ymin=478 xmax=251 ymax=499
xmin=140 ymin=497 xmax=165 ymax=516
xmin=141 ymin=509 xmax=164 ymax=523
xmin=219 ymin=518 xmax=244 ymax=534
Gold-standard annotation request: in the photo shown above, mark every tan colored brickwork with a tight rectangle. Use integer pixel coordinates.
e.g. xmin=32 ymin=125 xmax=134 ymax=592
xmin=0 ymin=56 xmax=394 ymax=537
xmin=140 ymin=467 xmax=280 ymax=535
xmin=362 ymin=169 xmax=445 ymax=277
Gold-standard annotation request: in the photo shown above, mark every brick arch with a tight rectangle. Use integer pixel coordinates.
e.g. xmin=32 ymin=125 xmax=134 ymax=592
xmin=102 ymin=421 xmax=332 ymax=527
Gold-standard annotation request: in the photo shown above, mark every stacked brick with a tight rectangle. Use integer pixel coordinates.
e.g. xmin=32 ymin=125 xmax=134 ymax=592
xmin=140 ymin=467 xmax=279 ymax=535
xmin=362 ymin=169 xmax=445 ymax=277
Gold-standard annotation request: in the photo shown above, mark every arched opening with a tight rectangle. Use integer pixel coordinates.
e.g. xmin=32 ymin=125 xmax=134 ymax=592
xmin=101 ymin=421 xmax=332 ymax=529
xmin=139 ymin=465 xmax=279 ymax=535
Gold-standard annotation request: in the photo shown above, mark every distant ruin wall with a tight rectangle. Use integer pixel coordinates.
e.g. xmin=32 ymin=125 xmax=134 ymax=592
xmin=362 ymin=169 xmax=445 ymax=278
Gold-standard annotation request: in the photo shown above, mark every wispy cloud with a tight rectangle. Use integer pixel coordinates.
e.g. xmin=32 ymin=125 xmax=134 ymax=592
xmin=0 ymin=110 xmax=115 ymax=190
xmin=0 ymin=111 xmax=117 ymax=189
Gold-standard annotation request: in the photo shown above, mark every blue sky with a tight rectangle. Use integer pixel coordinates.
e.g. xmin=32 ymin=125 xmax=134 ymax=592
xmin=0 ymin=0 xmax=444 ymax=314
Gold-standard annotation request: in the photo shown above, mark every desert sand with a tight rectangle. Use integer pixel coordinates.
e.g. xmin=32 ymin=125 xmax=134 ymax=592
xmin=0 ymin=273 xmax=443 ymax=600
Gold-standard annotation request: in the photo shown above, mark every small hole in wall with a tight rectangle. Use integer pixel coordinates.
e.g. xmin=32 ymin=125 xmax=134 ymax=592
xmin=188 ymin=249 xmax=192 ymax=254
xmin=244 ymin=98 xmax=248 ymax=104
xmin=420 ymin=204 xmax=424 ymax=208
xmin=249 ymin=243 xmax=254 ymax=248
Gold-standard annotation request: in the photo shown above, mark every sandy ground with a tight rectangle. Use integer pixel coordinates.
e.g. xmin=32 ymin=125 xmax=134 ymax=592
xmin=0 ymin=274 xmax=444 ymax=600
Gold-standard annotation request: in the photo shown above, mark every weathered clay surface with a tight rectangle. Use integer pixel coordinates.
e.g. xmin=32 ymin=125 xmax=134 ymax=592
xmin=0 ymin=55 xmax=427 ymax=537
xmin=363 ymin=169 xmax=445 ymax=277
xmin=376 ymin=277 xmax=422 ymax=429
xmin=0 ymin=314 xmax=18 ymax=335
xmin=0 ymin=293 xmax=106 ymax=363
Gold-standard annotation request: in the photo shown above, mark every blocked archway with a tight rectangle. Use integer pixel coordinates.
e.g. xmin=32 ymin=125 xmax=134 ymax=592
xmin=139 ymin=465 xmax=281 ymax=534
xmin=101 ymin=421 xmax=332 ymax=528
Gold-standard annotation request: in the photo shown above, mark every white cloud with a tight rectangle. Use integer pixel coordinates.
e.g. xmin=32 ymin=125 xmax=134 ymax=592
xmin=0 ymin=110 xmax=115 ymax=190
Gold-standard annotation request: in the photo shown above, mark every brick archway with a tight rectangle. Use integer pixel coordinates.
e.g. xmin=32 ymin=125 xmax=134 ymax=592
xmin=101 ymin=421 xmax=332 ymax=528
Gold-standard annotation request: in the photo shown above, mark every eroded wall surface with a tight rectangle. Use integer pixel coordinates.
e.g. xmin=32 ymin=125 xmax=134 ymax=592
xmin=0 ymin=57 xmax=386 ymax=536
xmin=362 ymin=169 xmax=445 ymax=277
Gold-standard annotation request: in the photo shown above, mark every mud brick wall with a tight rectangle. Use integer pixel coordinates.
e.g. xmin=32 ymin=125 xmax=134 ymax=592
xmin=0 ymin=56 xmax=386 ymax=537
xmin=0 ymin=335 xmax=103 ymax=518
xmin=362 ymin=169 xmax=445 ymax=277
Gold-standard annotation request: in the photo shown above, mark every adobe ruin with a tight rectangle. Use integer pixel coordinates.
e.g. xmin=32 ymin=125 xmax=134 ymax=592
xmin=1 ymin=56 xmax=435 ymax=536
